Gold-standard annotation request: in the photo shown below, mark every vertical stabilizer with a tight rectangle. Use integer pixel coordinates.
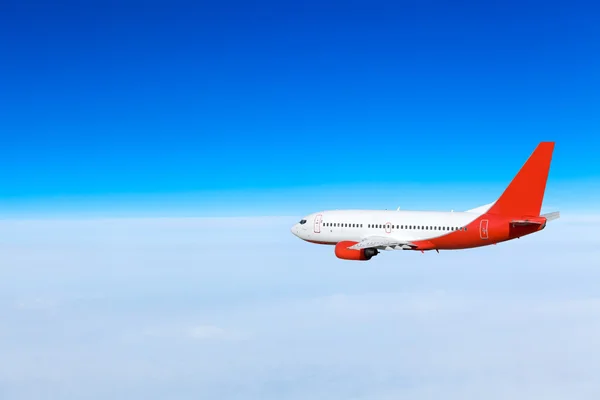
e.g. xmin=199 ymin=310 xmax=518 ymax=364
xmin=487 ymin=142 xmax=555 ymax=217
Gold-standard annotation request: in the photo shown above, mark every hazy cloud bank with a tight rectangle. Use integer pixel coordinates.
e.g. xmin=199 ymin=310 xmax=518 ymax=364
xmin=0 ymin=216 xmax=599 ymax=399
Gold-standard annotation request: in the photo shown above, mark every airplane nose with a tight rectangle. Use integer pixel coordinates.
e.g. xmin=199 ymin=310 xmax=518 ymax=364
xmin=291 ymin=225 xmax=298 ymax=237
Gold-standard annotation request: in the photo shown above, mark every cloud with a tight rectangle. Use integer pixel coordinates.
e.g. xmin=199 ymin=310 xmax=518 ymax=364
xmin=14 ymin=297 xmax=59 ymax=311
xmin=140 ymin=324 xmax=245 ymax=341
xmin=0 ymin=216 xmax=600 ymax=399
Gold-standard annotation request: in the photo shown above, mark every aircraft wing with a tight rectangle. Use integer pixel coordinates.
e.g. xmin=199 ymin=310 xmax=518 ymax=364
xmin=348 ymin=236 xmax=417 ymax=251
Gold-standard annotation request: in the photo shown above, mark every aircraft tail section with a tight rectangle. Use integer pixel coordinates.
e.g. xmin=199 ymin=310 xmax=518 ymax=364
xmin=487 ymin=142 xmax=555 ymax=217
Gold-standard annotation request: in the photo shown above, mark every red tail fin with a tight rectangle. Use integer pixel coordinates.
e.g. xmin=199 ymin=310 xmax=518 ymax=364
xmin=488 ymin=142 xmax=555 ymax=217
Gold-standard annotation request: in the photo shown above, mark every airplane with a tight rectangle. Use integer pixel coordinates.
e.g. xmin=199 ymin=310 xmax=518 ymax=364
xmin=291 ymin=142 xmax=559 ymax=260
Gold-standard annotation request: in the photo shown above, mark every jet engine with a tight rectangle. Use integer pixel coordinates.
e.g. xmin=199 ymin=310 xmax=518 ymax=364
xmin=334 ymin=241 xmax=379 ymax=261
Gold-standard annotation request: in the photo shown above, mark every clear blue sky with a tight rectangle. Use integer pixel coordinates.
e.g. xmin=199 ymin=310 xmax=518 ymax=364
xmin=1 ymin=0 xmax=599 ymax=216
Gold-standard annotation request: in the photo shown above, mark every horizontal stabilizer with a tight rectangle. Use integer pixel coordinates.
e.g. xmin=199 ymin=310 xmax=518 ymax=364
xmin=510 ymin=219 xmax=544 ymax=226
xmin=542 ymin=211 xmax=560 ymax=222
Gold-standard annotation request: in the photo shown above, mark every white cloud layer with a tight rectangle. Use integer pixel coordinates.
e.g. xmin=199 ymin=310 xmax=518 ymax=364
xmin=0 ymin=215 xmax=599 ymax=399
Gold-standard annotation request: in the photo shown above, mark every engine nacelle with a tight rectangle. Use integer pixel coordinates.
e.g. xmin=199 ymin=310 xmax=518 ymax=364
xmin=335 ymin=241 xmax=379 ymax=261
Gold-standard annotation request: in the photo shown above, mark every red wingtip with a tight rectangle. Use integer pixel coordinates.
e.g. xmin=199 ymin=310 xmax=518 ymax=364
xmin=488 ymin=142 xmax=555 ymax=217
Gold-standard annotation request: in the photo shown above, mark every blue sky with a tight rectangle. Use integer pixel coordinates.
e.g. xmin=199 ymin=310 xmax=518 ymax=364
xmin=1 ymin=0 xmax=599 ymax=216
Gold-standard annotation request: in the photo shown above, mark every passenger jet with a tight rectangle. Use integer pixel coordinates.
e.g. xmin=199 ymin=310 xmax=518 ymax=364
xmin=291 ymin=142 xmax=559 ymax=260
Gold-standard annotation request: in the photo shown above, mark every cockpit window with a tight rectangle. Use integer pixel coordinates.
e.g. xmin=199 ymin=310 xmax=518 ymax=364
xmin=299 ymin=219 xmax=307 ymax=225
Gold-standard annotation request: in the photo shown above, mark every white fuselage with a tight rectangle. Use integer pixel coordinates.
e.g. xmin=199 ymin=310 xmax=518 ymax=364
xmin=291 ymin=209 xmax=482 ymax=245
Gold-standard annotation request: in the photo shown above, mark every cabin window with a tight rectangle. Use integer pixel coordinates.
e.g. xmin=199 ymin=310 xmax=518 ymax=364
xmin=465 ymin=227 xmax=468 ymax=231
